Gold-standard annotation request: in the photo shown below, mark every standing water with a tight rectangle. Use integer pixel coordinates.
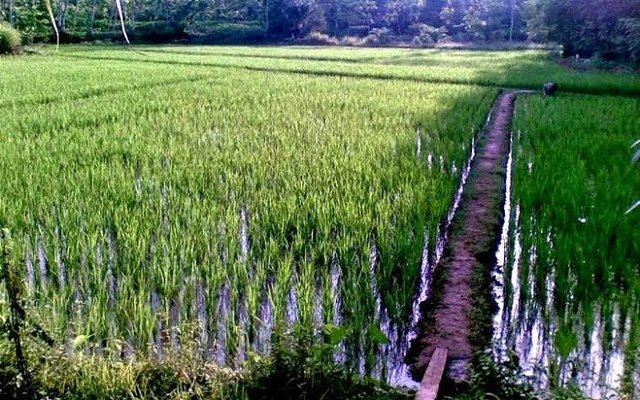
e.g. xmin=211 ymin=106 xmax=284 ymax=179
xmin=493 ymin=170 xmax=635 ymax=398
xmin=239 ymin=206 xmax=250 ymax=263
xmin=285 ymin=268 xmax=300 ymax=328
xmin=24 ymin=235 xmax=35 ymax=294
xmin=37 ymin=232 xmax=48 ymax=290
xmin=214 ymin=281 xmax=231 ymax=365
xmin=235 ymin=292 xmax=249 ymax=366
xmin=254 ymin=277 xmax=274 ymax=355
xmin=330 ymin=253 xmax=346 ymax=364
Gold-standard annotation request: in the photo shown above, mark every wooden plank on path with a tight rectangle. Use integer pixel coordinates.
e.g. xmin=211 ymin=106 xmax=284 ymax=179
xmin=415 ymin=347 xmax=448 ymax=400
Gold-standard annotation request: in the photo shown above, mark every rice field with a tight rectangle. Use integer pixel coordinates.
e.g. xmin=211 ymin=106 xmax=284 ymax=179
xmin=495 ymin=94 xmax=640 ymax=398
xmin=0 ymin=48 xmax=496 ymax=386
xmin=56 ymin=45 xmax=640 ymax=95
xmin=1 ymin=46 xmax=639 ymax=397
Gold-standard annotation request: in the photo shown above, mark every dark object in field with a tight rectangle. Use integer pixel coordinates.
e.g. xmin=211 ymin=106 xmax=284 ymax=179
xmin=543 ymin=82 xmax=558 ymax=96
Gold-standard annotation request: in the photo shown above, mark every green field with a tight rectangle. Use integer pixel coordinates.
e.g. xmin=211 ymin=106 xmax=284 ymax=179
xmin=1 ymin=46 xmax=639 ymax=398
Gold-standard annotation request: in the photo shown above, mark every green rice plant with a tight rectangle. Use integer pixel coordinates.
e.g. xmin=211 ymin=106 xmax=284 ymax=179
xmin=628 ymin=139 xmax=640 ymax=214
xmin=504 ymin=94 xmax=640 ymax=397
xmin=2 ymin=44 xmax=638 ymax=397
xmin=55 ymin=45 xmax=640 ymax=95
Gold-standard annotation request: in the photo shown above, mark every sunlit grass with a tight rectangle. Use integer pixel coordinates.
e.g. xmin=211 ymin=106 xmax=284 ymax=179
xmin=47 ymin=45 xmax=640 ymax=95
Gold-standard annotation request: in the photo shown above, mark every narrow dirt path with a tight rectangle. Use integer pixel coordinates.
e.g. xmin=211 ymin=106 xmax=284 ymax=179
xmin=409 ymin=91 xmax=518 ymax=383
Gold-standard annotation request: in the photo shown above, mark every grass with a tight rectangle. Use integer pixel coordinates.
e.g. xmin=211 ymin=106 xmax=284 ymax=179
xmin=51 ymin=45 xmax=640 ymax=95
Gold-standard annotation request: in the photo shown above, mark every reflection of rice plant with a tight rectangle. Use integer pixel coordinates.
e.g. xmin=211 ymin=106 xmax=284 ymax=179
xmin=626 ymin=140 xmax=640 ymax=214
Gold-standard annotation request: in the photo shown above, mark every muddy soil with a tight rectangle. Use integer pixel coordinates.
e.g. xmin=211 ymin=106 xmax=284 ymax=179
xmin=408 ymin=91 xmax=517 ymax=383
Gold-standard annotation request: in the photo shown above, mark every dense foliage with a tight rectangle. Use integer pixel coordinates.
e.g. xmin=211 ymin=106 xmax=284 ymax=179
xmin=0 ymin=0 xmax=639 ymax=62
xmin=544 ymin=0 xmax=640 ymax=61
xmin=0 ymin=21 xmax=20 ymax=53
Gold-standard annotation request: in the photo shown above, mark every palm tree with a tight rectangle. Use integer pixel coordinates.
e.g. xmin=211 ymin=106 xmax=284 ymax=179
xmin=44 ymin=0 xmax=130 ymax=50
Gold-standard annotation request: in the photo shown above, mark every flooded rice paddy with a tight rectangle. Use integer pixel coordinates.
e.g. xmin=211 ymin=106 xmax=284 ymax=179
xmin=1 ymin=48 xmax=639 ymax=399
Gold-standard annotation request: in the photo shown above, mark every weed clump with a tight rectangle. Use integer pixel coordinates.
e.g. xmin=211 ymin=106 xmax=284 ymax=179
xmin=0 ymin=23 xmax=21 ymax=54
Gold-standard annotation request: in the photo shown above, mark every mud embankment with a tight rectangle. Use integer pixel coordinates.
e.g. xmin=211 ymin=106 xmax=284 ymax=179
xmin=408 ymin=91 xmax=518 ymax=384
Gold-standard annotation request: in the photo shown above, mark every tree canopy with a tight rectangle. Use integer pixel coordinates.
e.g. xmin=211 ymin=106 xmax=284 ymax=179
xmin=1 ymin=0 xmax=639 ymax=62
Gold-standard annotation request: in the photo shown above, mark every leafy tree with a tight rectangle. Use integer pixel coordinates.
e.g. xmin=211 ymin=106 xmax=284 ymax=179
xmin=268 ymin=0 xmax=325 ymax=36
xmin=462 ymin=0 xmax=487 ymax=40
xmin=4 ymin=0 xmax=639 ymax=63
xmin=383 ymin=0 xmax=419 ymax=35
xmin=545 ymin=0 xmax=640 ymax=59
xmin=522 ymin=0 xmax=547 ymax=42
xmin=13 ymin=0 xmax=49 ymax=42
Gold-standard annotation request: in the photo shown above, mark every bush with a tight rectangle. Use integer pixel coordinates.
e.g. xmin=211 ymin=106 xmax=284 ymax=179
xmin=59 ymin=30 xmax=89 ymax=43
xmin=410 ymin=23 xmax=439 ymax=47
xmin=615 ymin=18 xmax=640 ymax=64
xmin=0 ymin=23 xmax=21 ymax=54
xmin=364 ymin=28 xmax=393 ymax=46
xmin=301 ymin=32 xmax=339 ymax=45
xmin=340 ymin=36 xmax=365 ymax=46
xmin=344 ymin=25 xmax=370 ymax=37
xmin=242 ymin=326 xmax=412 ymax=400
xmin=189 ymin=23 xmax=266 ymax=44
xmin=132 ymin=21 xmax=186 ymax=43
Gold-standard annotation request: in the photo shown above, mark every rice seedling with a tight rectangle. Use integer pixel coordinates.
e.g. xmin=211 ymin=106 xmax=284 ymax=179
xmin=3 ymin=45 xmax=638 ymax=398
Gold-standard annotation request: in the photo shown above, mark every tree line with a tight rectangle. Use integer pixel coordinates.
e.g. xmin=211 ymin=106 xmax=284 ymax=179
xmin=0 ymin=0 xmax=639 ymax=62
